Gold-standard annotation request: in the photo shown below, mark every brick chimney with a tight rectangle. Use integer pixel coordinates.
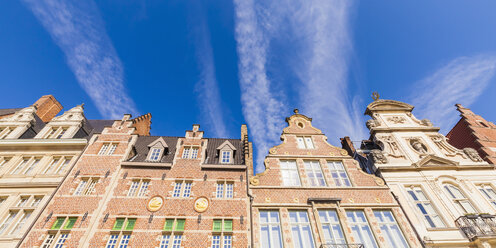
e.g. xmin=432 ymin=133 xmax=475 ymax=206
xmin=131 ymin=113 xmax=152 ymax=136
xmin=33 ymin=95 xmax=63 ymax=122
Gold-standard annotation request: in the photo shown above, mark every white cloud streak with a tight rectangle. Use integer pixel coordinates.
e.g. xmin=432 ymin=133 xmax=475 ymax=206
xmin=194 ymin=21 xmax=228 ymax=138
xmin=288 ymin=0 xmax=367 ymax=144
xmin=233 ymin=0 xmax=287 ymax=173
xmin=22 ymin=0 xmax=137 ymax=119
xmin=410 ymin=55 xmax=496 ymax=132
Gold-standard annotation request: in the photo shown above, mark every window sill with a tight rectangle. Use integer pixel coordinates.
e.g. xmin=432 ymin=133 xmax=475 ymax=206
xmin=121 ymin=161 xmax=172 ymax=168
xmin=426 ymin=227 xmax=459 ymax=231
xmin=201 ymin=164 xmax=246 ymax=170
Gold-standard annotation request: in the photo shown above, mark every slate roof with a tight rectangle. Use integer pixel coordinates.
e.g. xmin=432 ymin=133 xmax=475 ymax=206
xmin=0 ymin=108 xmax=22 ymax=117
xmin=128 ymin=136 xmax=245 ymax=165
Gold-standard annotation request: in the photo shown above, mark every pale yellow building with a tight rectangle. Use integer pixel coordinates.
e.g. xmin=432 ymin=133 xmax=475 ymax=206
xmin=352 ymin=99 xmax=496 ymax=248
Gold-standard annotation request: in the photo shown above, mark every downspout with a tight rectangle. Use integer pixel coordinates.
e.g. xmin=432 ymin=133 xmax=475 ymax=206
xmin=16 ymin=138 xmax=91 ymax=248
xmin=391 ymin=191 xmax=426 ymax=248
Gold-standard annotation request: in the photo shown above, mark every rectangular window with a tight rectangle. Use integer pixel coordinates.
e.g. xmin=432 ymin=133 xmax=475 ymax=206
xmin=374 ymin=210 xmax=409 ymax=248
xmin=0 ymin=157 xmax=11 ymax=168
xmin=216 ymin=182 xmax=234 ymax=199
xmin=107 ymin=218 xmax=135 ymax=248
xmin=127 ymin=180 xmax=149 ymax=197
xmin=328 ymin=161 xmax=351 ymax=187
xmin=55 ymin=157 xmax=71 ymax=174
xmin=149 ymin=148 xmax=162 ymax=161
xmin=42 ymin=216 xmax=77 ymax=247
xmin=56 ymin=128 xmax=67 ymax=139
xmin=304 ymin=161 xmax=326 ymax=186
xmin=296 ymin=136 xmax=314 ymax=149
xmin=347 ymin=211 xmax=378 ymax=248
xmin=406 ymin=186 xmax=445 ymax=228
xmin=10 ymin=211 xmax=32 ymax=235
xmin=259 ymin=211 xmax=283 ymax=248
xmin=99 ymin=144 xmax=109 ymax=155
xmin=44 ymin=127 xmax=68 ymax=139
xmin=280 ymin=160 xmax=301 ymax=186
xmin=318 ymin=210 xmax=346 ymax=245
xmin=479 ymin=185 xmax=496 ymax=208
xmin=0 ymin=127 xmax=12 ymax=139
xmin=44 ymin=158 xmax=60 ymax=174
xmin=182 ymin=147 xmax=199 ymax=159
xmin=289 ymin=211 xmax=315 ymax=248
xmin=211 ymin=219 xmax=232 ymax=248
xmin=11 ymin=158 xmax=30 ymax=175
xmin=0 ymin=211 xmax=17 ymax=235
xmin=99 ymin=143 xmax=118 ymax=156
xmin=221 ymin=151 xmax=231 ymax=164
xmin=23 ymin=158 xmax=40 ymax=175
xmin=31 ymin=196 xmax=43 ymax=207
xmin=74 ymin=178 xmax=98 ymax=196
xmin=162 ymin=219 xmax=184 ymax=248
xmin=172 ymin=182 xmax=192 ymax=198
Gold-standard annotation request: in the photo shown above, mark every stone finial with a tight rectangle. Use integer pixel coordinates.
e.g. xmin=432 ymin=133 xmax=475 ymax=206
xmin=372 ymin=91 xmax=380 ymax=101
xmin=293 ymin=109 xmax=299 ymax=114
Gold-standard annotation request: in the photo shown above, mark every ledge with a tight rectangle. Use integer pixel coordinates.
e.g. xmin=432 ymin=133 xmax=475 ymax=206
xmin=121 ymin=161 xmax=172 ymax=168
xmin=307 ymin=197 xmax=341 ymax=203
xmin=201 ymin=164 xmax=246 ymax=170
xmin=0 ymin=138 xmax=87 ymax=147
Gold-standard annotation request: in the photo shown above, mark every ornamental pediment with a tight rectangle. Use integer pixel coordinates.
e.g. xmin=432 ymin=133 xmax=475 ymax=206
xmin=413 ymin=155 xmax=459 ymax=168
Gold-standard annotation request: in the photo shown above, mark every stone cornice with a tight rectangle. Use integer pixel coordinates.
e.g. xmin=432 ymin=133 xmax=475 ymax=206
xmin=378 ymin=164 xmax=495 ymax=172
xmin=0 ymin=138 xmax=87 ymax=147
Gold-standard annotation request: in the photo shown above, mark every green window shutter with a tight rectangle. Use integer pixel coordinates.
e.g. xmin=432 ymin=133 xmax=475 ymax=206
xmin=113 ymin=218 xmax=125 ymax=230
xmin=125 ymin=218 xmax=136 ymax=231
xmin=223 ymin=220 xmax=233 ymax=232
xmin=63 ymin=217 xmax=77 ymax=229
xmin=175 ymin=219 xmax=185 ymax=232
xmin=164 ymin=219 xmax=174 ymax=231
xmin=213 ymin=219 xmax=222 ymax=232
xmin=51 ymin=217 xmax=65 ymax=230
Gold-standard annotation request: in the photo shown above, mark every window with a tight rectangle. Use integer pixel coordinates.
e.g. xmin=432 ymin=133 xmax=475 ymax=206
xmin=346 ymin=211 xmax=378 ymax=248
xmin=106 ymin=218 xmax=136 ymax=248
xmin=0 ymin=211 xmax=18 ymax=235
xmin=289 ymin=211 xmax=315 ymax=248
xmin=11 ymin=157 xmax=40 ymax=175
xmin=44 ymin=127 xmax=68 ymax=139
xmin=41 ymin=216 xmax=77 ymax=248
xmin=259 ymin=211 xmax=283 ymax=248
xmin=406 ymin=186 xmax=445 ymax=228
xmin=10 ymin=211 xmax=32 ymax=235
xmin=216 ymin=182 xmax=234 ymax=199
xmin=221 ymin=150 xmax=231 ymax=164
xmin=0 ymin=157 xmax=11 ymax=168
xmin=479 ymin=184 xmax=496 ymax=208
xmin=296 ymin=136 xmax=314 ymax=149
xmin=74 ymin=178 xmax=98 ymax=196
xmin=280 ymin=160 xmax=301 ymax=186
xmin=31 ymin=196 xmax=43 ymax=207
xmin=318 ymin=210 xmax=346 ymax=245
xmin=44 ymin=157 xmax=72 ymax=175
xmin=162 ymin=219 xmax=185 ymax=248
xmin=212 ymin=219 xmax=232 ymax=248
xmin=182 ymin=147 xmax=199 ymax=159
xmin=304 ymin=161 xmax=326 ymax=186
xmin=328 ymin=161 xmax=351 ymax=187
xmin=374 ymin=210 xmax=409 ymax=248
xmin=148 ymin=148 xmax=162 ymax=161
xmin=0 ymin=127 xmax=12 ymax=139
xmin=0 ymin=195 xmax=45 ymax=236
xmin=444 ymin=184 xmax=477 ymax=214
xmin=172 ymin=181 xmax=192 ymax=198
xmin=127 ymin=179 xmax=149 ymax=197
xmin=99 ymin=143 xmax=117 ymax=155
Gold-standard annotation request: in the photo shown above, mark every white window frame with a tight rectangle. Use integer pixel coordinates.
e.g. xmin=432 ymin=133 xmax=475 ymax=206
xmin=216 ymin=182 xmax=234 ymax=199
xmin=289 ymin=210 xmax=316 ymax=248
xmin=220 ymin=150 xmax=232 ymax=164
xmin=172 ymin=181 xmax=192 ymax=198
xmin=9 ymin=210 xmax=32 ymax=235
xmin=99 ymin=143 xmax=118 ymax=156
xmin=478 ymin=184 xmax=496 ymax=208
xmin=43 ymin=156 xmax=72 ymax=175
xmin=0 ymin=127 xmax=12 ymax=139
xmin=211 ymin=234 xmax=232 ymax=248
xmin=327 ymin=161 xmax=351 ymax=187
xmin=296 ymin=136 xmax=314 ymax=149
xmin=106 ymin=233 xmax=131 ymax=248
xmin=127 ymin=179 xmax=150 ymax=197
xmin=41 ymin=232 xmax=70 ymax=248
xmin=406 ymin=186 xmax=445 ymax=228
xmin=74 ymin=178 xmax=99 ymax=196
xmin=0 ymin=211 xmax=18 ymax=235
xmin=44 ymin=126 xmax=68 ymax=139
xmin=304 ymin=161 xmax=326 ymax=186
xmin=280 ymin=160 xmax=301 ymax=186
xmin=318 ymin=209 xmax=346 ymax=245
xmin=160 ymin=234 xmax=183 ymax=248
xmin=259 ymin=210 xmax=283 ymax=248
xmin=374 ymin=210 xmax=409 ymax=248
xmin=346 ymin=210 xmax=378 ymax=248
xmin=443 ymin=184 xmax=478 ymax=214
xmin=0 ymin=157 xmax=11 ymax=168
xmin=147 ymin=147 xmax=163 ymax=162
xmin=182 ymin=147 xmax=199 ymax=159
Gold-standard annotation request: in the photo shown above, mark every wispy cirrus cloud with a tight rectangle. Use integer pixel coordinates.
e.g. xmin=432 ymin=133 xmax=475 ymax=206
xmin=288 ymin=0 xmax=367 ymax=143
xmin=233 ymin=0 xmax=287 ymax=173
xmin=192 ymin=15 xmax=228 ymax=138
xmin=22 ymin=0 xmax=137 ymax=119
xmin=410 ymin=55 xmax=496 ymax=132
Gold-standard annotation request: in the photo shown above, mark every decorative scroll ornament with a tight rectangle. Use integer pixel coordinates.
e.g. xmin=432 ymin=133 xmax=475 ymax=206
xmin=147 ymin=196 xmax=164 ymax=212
xmin=249 ymin=175 xmax=260 ymax=186
xmin=429 ymin=134 xmax=463 ymax=157
xmin=376 ymin=135 xmax=404 ymax=158
xmin=194 ymin=197 xmax=210 ymax=213
xmin=421 ymin=119 xmax=433 ymax=127
xmin=366 ymin=119 xmax=380 ymax=129
xmin=387 ymin=116 xmax=407 ymax=124
xmin=370 ymin=149 xmax=388 ymax=164
xmin=372 ymin=91 xmax=380 ymax=101
xmin=463 ymin=148 xmax=483 ymax=162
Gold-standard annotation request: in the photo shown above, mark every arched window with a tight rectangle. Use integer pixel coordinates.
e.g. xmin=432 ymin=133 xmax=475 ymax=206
xmin=443 ymin=184 xmax=477 ymax=214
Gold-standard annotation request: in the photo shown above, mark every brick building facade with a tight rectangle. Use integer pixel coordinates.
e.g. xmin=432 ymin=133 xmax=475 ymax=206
xmin=447 ymin=104 xmax=496 ymax=165
xmin=248 ymin=110 xmax=421 ymax=248
xmin=20 ymin=114 xmax=251 ymax=248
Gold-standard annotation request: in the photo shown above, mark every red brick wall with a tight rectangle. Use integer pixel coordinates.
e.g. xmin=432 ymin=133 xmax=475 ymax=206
xmin=33 ymin=95 xmax=63 ymax=122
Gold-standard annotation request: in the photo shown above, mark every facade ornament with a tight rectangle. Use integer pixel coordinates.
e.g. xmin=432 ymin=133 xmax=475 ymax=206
xmin=387 ymin=116 xmax=407 ymax=124
xmin=249 ymin=175 xmax=260 ymax=186
xmin=366 ymin=119 xmax=380 ymax=129
xmin=421 ymin=119 xmax=433 ymax=127
xmin=269 ymin=148 xmax=277 ymax=154
xmin=372 ymin=91 xmax=380 ymax=101
xmin=147 ymin=196 xmax=164 ymax=212
xmin=194 ymin=197 xmax=210 ymax=213
xmin=370 ymin=149 xmax=388 ymax=164
xmin=429 ymin=134 xmax=462 ymax=157
xmin=376 ymin=135 xmax=404 ymax=158
xmin=463 ymin=148 xmax=483 ymax=162
xmin=410 ymin=138 xmax=428 ymax=154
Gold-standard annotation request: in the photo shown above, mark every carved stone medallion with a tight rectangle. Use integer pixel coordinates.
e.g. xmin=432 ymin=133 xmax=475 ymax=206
xmin=147 ymin=196 xmax=164 ymax=212
xmin=463 ymin=148 xmax=483 ymax=162
xmin=194 ymin=197 xmax=210 ymax=213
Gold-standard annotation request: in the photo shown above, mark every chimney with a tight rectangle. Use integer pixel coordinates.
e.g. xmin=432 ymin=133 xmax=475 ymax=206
xmin=33 ymin=95 xmax=63 ymax=122
xmin=131 ymin=113 xmax=152 ymax=136
xmin=340 ymin=136 xmax=356 ymax=156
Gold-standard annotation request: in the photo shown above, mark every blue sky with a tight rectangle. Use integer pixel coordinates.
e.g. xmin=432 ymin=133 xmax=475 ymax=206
xmin=1 ymin=0 xmax=496 ymax=172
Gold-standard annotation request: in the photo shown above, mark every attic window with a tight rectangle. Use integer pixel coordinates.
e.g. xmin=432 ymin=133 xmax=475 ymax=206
xmin=148 ymin=148 xmax=162 ymax=161
xmin=217 ymin=141 xmax=236 ymax=165
xmin=221 ymin=151 xmax=231 ymax=164
xmin=146 ymin=138 xmax=168 ymax=162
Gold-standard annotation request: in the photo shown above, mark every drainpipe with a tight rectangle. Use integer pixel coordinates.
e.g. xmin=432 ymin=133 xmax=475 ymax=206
xmin=391 ymin=191 xmax=426 ymax=248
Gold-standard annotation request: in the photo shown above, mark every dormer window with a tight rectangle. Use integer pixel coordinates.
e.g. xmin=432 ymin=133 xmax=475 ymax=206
xmin=221 ymin=151 xmax=231 ymax=164
xmin=149 ymin=148 xmax=162 ymax=161
xmin=146 ymin=137 xmax=168 ymax=162
xmin=216 ymin=141 xmax=236 ymax=164
xmin=0 ymin=127 xmax=12 ymax=139
xmin=296 ymin=136 xmax=314 ymax=149
xmin=44 ymin=127 xmax=68 ymax=139
xmin=182 ymin=147 xmax=199 ymax=159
